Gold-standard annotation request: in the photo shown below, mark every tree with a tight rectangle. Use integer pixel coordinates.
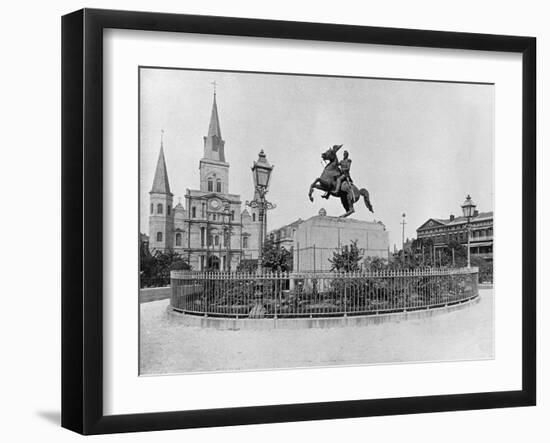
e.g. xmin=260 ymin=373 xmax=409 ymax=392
xmin=236 ymin=259 xmax=258 ymax=273
xmin=261 ymin=236 xmax=293 ymax=272
xmin=443 ymin=240 xmax=467 ymax=267
xmin=139 ymin=241 xmax=190 ymax=287
xmin=170 ymin=259 xmax=191 ymax=271
xmin=363 ymin=256 xmax=389 ymax=271
xmin=329 ymin=240 xmax=363 ymax=272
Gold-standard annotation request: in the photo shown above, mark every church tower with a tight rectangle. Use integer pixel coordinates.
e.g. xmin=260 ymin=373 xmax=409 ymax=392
xmin=149 ymin=133 xmax=174 ymax=252
xmin=199 ymin=90 xmax=230 ymax=194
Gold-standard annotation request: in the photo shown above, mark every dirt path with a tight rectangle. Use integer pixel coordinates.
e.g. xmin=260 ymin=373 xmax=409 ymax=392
xmin=140 ymin=289 xmax=494 ymax=375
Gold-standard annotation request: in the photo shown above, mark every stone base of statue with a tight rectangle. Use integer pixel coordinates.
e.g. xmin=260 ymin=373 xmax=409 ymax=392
xmin=292 ymin=213 xmax=389 ymax=272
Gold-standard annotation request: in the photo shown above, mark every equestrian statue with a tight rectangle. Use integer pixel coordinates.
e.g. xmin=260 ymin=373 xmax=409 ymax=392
xmin=308 ymin=144 xmax=374 ymax=218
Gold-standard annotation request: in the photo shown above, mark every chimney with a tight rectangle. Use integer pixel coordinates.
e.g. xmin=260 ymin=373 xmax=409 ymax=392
xmin=450 ymin=214 xmax=455 ymax=221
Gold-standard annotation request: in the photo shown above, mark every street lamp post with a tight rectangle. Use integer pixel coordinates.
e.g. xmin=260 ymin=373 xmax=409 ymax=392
xmin=401 ymin=213 xmax=406 ymax=266
xmin=221 ymin=201 xmax=232 ymax=271
xmin=461 ymin=194 xmax=476 ymax=268
xmin=246 ymin=150 xmax=276 ymax=273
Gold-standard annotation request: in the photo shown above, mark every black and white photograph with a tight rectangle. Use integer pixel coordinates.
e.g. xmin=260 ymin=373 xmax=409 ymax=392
xmin=0 ymin=0 xmax=543 ymax=439
xmin=139 ymin=67 xmax=495 ymax=375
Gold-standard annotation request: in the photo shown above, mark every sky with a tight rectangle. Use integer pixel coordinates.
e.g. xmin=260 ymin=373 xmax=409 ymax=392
xmin=140 ymin=68 xmax=494 ymax=249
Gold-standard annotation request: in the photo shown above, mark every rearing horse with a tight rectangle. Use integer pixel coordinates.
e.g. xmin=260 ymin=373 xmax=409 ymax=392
xmin=308 ymin=145 xmax=374 ymax=217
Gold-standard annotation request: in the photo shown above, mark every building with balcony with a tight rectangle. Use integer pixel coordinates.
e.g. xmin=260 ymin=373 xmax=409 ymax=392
xmin=416 ymin=196 xmax=493 ymax=262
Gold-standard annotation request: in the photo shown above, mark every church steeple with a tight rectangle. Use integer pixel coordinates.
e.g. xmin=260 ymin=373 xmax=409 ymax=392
xmin=149 ymin=131 xmax=174 ymax=252
xmin=199 ymin=87 xmax=230 ymax=194
xmin=203 ymin=89 xmax=226 ymax=162
xmin=208 ymin=92 xmax=222 ymax=138
xmin=150 ymin=132 xmax=172 ymax=195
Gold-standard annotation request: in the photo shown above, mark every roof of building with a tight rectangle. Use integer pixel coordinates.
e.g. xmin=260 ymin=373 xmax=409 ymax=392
xmin=447 ymin=211 xmax=493 ymax=225
xmin=150 ymin=143 xmax=172 ymax=195
xmin=417 ymin=211 xmax=493 ymax=231
xmin=270 ymin=218 xmax=303 ymax=233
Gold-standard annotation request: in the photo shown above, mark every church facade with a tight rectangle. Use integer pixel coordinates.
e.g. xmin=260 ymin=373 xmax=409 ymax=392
xmin=148 ymin=92 xmax=261 ymax=270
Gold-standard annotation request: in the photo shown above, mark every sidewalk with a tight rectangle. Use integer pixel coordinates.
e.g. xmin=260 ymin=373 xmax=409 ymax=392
xmin=140 ymin=289 xmax=494 ymax=375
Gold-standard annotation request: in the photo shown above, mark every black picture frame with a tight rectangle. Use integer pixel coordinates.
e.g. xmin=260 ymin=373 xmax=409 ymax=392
xmin=62 ymin=8 xmax=536 ymax=435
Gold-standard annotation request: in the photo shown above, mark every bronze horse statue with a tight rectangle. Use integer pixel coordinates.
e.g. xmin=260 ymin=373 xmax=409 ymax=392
xmin=308 ymin=145 xmax=374 ymax=217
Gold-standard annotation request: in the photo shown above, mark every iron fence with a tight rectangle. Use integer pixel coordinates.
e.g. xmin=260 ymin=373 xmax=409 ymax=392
xmin=478 ymin=269 xmax=493 ymax=284
xmin=171 ymin=267 xmax=479 ymax=319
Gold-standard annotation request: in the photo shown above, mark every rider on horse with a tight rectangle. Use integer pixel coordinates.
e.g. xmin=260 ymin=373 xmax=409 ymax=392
xmin=335 ymin=150 xmax=353 ymax=194
xmin=309 ymin=144 xmax=373 ymax=217
xmin=322 ymin=147 xmax=352 ymax=199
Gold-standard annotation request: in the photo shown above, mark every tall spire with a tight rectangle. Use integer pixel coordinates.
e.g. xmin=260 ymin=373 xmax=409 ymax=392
xmin=150 ymin=131 xmax=172 ymax=194
xmin=208 ymin=92 xmax=222 ymax=138
xmin=203 ymin=86 xmax=226 ymax=162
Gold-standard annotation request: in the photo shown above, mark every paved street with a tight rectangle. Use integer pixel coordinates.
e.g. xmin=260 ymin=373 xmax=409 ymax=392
xmin=140 ymin=289 xmax=494 ymax=375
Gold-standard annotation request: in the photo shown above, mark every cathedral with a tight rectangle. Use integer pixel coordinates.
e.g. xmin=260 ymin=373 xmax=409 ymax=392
xmin=148 ymin=91 xmax=260 ymax=270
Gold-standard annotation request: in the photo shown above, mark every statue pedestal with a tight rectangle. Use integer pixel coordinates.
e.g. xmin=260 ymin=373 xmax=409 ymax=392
xmin=292 ymin=215 xmax=389 ymax=272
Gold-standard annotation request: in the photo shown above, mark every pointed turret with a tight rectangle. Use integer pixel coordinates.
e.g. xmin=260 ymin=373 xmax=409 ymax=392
xmin=149 ymin=132 xmax=174 ymax=252
xmin=150 ymin=135 xmax=172 ymax=195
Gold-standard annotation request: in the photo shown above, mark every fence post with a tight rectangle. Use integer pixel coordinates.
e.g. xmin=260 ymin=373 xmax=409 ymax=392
xmin=274 ymin=271 xmax=278 ymax=322
xmin=344 ymin=271 xmax=347 ymax=317
xmin=204 ymin=271 xmax=209 ymax=317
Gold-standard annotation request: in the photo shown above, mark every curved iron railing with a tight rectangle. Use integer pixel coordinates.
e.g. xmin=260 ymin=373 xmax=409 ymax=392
xmin=170 ymin=268 xmax=479 ymax=319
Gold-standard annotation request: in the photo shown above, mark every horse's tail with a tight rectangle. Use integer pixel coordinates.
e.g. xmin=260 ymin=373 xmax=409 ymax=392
xmin=359 ymin=188 xmax=374 ymax=213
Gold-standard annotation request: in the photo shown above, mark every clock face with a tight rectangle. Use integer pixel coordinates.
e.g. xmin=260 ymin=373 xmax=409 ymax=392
xmin=210 ymin=198 xmax=221 ymax=210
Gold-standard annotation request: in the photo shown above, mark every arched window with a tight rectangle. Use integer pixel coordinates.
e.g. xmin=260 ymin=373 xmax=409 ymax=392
xmin=157 ymin=203 xmax=163 ymax=214
xmin=156 ymin=232 xmax=163 ymax=242
xmin=216 ymin=179 xmax=221 ymax=193
xmin=231 ymin=210 xmax=235 ymax=221
xmin=150 ymin=203 xmax=153 ymax=214
xmin=175 ymin=233 xmax=182 ymax=246
xmin=252 ymin=213 xmax=256 ymax=222
xmin=243 ymin=236 xmax=248 ymax=249
xmin=214 ymin=235 xmax=219 ymax=246
xmin=208 ymin=179 xmax=213 ymax=192
xmin=192 ymin=207 xmax=196 ymax=218
xmin=200 ymin=227 xmax=205 ymax=247
xmin=167 ymin=205 xmax=171 ymax=215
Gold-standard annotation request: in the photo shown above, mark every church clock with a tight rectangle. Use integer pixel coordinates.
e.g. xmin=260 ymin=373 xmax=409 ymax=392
xmin=209 ymin=198 xmax=221 ymax=210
